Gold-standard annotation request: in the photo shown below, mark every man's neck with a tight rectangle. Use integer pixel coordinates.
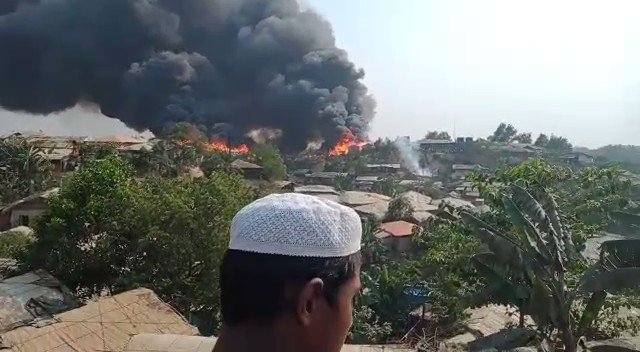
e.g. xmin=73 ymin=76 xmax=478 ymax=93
xmin=213 ymin=323 xmax=300 ymax=352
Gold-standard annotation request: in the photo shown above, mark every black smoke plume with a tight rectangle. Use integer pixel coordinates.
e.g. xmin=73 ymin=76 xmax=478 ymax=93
xmin=0 ymin=0 xmax=375 ymax=151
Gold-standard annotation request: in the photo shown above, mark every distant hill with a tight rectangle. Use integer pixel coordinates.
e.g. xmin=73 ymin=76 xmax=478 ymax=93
xmin=576 ymin=145 xmax=640 ymax=173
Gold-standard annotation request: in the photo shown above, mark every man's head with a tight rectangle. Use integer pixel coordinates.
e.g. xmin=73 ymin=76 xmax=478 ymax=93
xmin=220 ymin=193 xmax=363 ymax=352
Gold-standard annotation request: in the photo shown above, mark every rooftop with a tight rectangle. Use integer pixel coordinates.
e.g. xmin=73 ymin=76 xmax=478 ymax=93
xmin=230 ymin=159 xmax=263 ymax=170
xmin=0 ymin=270 xmax=77 ymax=333
xmin=418 ymin=139 xmax=456 ymax=145
xmin=1 ymin=188 xmax=59 ymax=214
xmin=398 ymin=191 xmax=436 ymax=212
xmin=365 ymin=164 xmax=402 ymax=169
xmin=339 ymin=191 xmax=390 ymax=207
xmin=294 ymin=185 xmax=339 ymax=195
xmin=0 ymin=288 xmax=198 ymax=352
xmin=376 ymin=221 xmax=421 ymax=238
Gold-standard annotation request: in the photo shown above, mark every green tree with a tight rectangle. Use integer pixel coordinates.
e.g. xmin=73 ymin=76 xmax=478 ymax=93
xmin=513 ymin=133 xmax=532 ymax=144
xmin=200 ymin=150 xmax=234 ymax=175
xmin=384 ymin=196 xmax=414 ymax=221
xmin=547 ymin=135 xmax=573 ymax=153
xmin=535 ymin=134 xmax=550 ymax=147
xmin=252 ymin=144 xmax=287 ymax=180
xmin=0 ymin=137 xmax=53 ymax=204
xmin=425 ymin=131 xmax=452 ymax=140
xmin=0 ymin=227 xmax=35 ymax=259
xmin=28 ymin=156 xmax=256 ymax=333
xmin=461 ymin=185 xmax=640 ymax=352
xmin=489 ymin=123 xmax=518 ymax=143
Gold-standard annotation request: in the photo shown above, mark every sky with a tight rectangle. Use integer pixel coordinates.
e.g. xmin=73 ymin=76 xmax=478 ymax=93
xmin=1 ymin=0 xmax=639 ymax=148
xmin=307 ymin=0 xmax=640 ymax=148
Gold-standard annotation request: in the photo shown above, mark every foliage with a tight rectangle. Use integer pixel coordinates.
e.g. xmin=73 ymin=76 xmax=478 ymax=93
xmin=0 ymin=228 xmax=35 ymax=259
xmin=468 ymin=160 xmax=631 ymax=237
xmin=137 ymin=140 xmax=202 ymax=177
xmin=373 ymin=177 xmax=400 ymax=197
xmin=0 ymin=137 xmax=53 ymax=204
xmin=589 ymin=145 xmax=640 ymax=165
xmin=200 ymin=151 xmax=234 ymax=175
xmin=535 ymin=134 xmax=550 ymax=147
xmin=28 ymin=155 xmax=257 ymax=333
xmin=488 ymin=123 xmax=518 ymax=143
xmin=334 ymin=174 xmax=355 ymax=191
xmin=385 ymin=196 xmax=414 ymax=221
xmin=412 ymin=222 xmax=484 ymax=323
xmin=461 ymin=185 xmax=640 ymax=352
xmin=252 ymin=144 xmax=287 ymax=180
xmin=425 ymin=131 xmax=452 ymax=141
xmin=351 ymin=305 xmax=393 ymax=344
xmin=513 ymin=133 xmax=533 ymax=144
xmin=546 ymin=135 xmax=573 ymax=153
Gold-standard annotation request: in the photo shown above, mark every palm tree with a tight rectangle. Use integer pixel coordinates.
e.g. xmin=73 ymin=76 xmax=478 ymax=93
xmin=462 ymin=184 xmax=640 ymax=352
xmin=0 ymin=137 xmax=52 ymax=203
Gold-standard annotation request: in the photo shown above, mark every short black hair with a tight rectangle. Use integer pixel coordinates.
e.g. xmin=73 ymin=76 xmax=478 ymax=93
xmin=220 ymin=249 xmax=361 ymax=326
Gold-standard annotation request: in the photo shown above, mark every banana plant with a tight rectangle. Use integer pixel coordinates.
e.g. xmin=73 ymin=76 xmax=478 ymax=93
xmin=460 ymin=184 xmax=640 ymax=352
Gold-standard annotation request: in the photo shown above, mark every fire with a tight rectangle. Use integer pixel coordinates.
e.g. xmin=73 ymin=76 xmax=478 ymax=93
xmin=207 ymin=140 xmax=250 ymax=154
xmin=175 ymin=139 xmax=250 ymax=154
xmin=329 ymin=134 xmax=368 ymax=156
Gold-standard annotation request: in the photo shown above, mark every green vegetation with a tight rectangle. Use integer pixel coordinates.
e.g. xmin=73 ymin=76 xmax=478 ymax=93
xmin=0 ymin=136 xmax=53 ymax=204
xmin=461 ymin=185 xmax=640 ymax=352
xmin=251 ymin=144 xmax=287 ymax=180
xmin=0 ymin=228 xmax=35 ymax=259
xmin=27 ymin=156 xmax=257 ymax=333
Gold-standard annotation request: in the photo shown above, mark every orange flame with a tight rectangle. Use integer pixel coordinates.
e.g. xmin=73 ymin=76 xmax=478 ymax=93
xmin=329 ymin=134 xmax=368 ymax=156
xmin=175 ymin=139 xmax=250 ymax=154
xmin=207 ymin=140 xmax=250 ymax=154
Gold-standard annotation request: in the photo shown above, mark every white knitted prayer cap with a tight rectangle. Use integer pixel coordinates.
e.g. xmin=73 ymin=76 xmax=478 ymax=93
xmin=229 ymin=193 xmax=362 ymax=257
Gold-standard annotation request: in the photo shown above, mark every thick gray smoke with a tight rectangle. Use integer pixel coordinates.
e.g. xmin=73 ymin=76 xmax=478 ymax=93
xmin=0 ymin=0 xmax=375 ymax=152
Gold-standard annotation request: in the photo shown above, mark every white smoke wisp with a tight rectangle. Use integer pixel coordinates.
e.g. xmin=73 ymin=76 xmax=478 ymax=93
xmin=395 ymin=138 xmax=432 ymax=177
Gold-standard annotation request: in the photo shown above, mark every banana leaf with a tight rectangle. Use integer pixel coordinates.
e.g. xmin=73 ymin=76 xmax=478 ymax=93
xmin=472 ymin=252 xmax=531 ymax=306
xmin=503 ymin=195 xmax=553 ymax=265
xmin=579 ymin=266 xmax=640 ymax=293
xmin=511 ymin=185 xmax=567 ymax=270
xmin=538 ymin=188 xmax=577 ymax=260
xmin=527 ymin=276 xmax=560 ymax=328
xmin=460 ymin=211 xmax=535 ymax=271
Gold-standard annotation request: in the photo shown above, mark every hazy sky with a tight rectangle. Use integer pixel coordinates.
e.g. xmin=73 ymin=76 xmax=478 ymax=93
xmin=1 ymin=0 xmax=639 ymax=148
xmin=308 ymin=0 xmax=640 ymax=148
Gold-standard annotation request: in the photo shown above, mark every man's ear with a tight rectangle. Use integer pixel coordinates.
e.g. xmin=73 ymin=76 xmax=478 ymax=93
xmin=296 ymin=278 xmax=325 ymax=326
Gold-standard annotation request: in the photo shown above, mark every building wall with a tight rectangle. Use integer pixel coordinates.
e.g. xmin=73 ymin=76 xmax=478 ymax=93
xmin=9 ymin=208 xmax=48 ymax=228
xmin=393 ymin=237 xmax=413 ymax=253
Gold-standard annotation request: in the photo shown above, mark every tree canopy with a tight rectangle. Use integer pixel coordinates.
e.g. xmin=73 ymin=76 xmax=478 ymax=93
xmin=252 ymin=144 xmax=287 ymax=180
xmin=28 ymin=155 xmax=257 ymax=333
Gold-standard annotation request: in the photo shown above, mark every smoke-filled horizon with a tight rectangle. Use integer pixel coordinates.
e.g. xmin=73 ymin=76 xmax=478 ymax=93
xmin=0 ymin=0 xmax=374 ymax=151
